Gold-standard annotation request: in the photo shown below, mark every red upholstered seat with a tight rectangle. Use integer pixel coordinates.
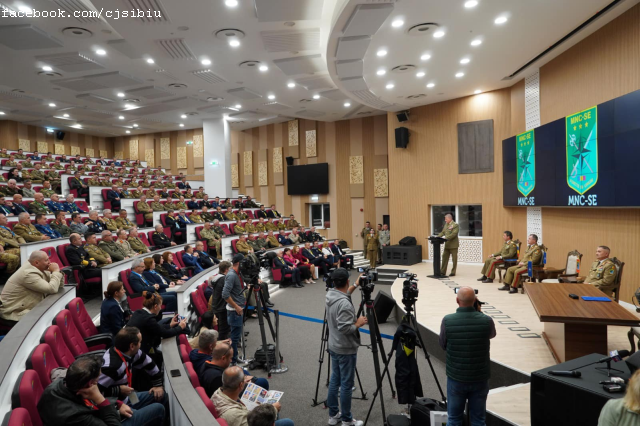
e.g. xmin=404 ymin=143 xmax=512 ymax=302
xmin=101 ymin=189 xmax=111 ymax=210
xmin=190 ymin=284 xmax=208 ymax=317
xmin=67 ymin=177 xmax=78 ymax=198
xmin=40 ymin=246 xmax=64 ymax=270
xmin=195 ymin=386 xmax=220 ymax=418
xmin=184 ymin=362 xmax=201 ymax=388
xmin=52 ymin=309 xmax=90 ymax=357
xmin=179 ymin=344 xmax=190 ymax=364
xmin=10 ymin=370 xmax=43 ymax=426
xmin=246 ymin=211 xmax=254 ymax=219
xmin=2 ymin=408 xmax=33 ymax=426
xmin=26 ymin=343 xmax=60 ymax=388
xmin=231 ymin=239 xmax=239 ymax=254
xmin=229 ymin=223 xmax=236 ymax=234
xmin=272 ymin=259 xmax=292 ymax=284
xmin=133 ymin=201 xmax=144 ymax=226
xmin=221 ymin=224 xmax=231 ymax=236
xmin=120 ymin=270 xmax=143 ymax=311
xmin=139 ymin=233 xmax=151 ymax=247
xmin=76 ymin=200 xmax=89 ymax=211
xmin=195 ymin=226 xmax=204 ymax=240
xmin=178 ymin=333 xmax=190 ymax=348
xmin=40 ymin=326 xmax=75 ymax=368
xmin=65 ymin=297 xmax=100 ymax=340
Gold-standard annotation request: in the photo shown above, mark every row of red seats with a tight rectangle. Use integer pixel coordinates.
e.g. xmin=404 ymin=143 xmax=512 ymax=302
xmin=4 ymin=298 xmax=111 ymax=426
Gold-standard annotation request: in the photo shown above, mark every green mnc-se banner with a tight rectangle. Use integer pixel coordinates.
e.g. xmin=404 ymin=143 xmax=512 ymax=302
xmin=566 ymin=106 xmax=598 ymax=195
xmin=517 ymin=130 xmax=535 ymax=197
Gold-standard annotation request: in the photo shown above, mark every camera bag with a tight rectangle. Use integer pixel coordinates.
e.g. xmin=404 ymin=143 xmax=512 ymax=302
xmin=387 ymin=414 xmax=411 ymax=426
xmin=250 ymin=344 xmax=276 ymax=370
xmin=410 ymin=397 xmax=447 ymax=425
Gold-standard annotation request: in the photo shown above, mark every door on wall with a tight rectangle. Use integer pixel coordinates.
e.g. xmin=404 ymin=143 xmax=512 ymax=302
xmin=383 ymin=215 xmax=389 ymax=228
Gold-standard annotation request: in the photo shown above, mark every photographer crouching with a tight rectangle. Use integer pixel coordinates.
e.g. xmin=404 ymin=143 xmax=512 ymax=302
xmin=439 ymin=286 xmax=496 ymax=426
xmin=326 ymin=268 xmax=368 ymax=426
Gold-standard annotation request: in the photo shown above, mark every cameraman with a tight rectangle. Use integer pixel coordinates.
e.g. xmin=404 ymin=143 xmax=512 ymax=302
xmin=326 ymin=268 xmax=368 ymax=426
xmin=439 ymin=286 xmax=496 ymax=426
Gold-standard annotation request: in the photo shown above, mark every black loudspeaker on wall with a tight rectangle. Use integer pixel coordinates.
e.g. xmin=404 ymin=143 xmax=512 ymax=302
xmin=395 ymin=127 xmax=409 ymax=148
xmin=374 ymin=291 xmax=396 ymax=324
xmin=285 ymin=156 xmax=294 ymax=166
xmin=56 ymin=131 xmax=66 ymax=141
xmin=396 ymin=111 xmax=409 ymax=122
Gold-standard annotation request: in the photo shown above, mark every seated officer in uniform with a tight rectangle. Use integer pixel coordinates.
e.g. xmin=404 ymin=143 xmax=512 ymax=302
xmin=152 ymin=224 xmax=175 ymax=249
xmin=84 ymin=232 xmax=113 ymax=267
xmin=201 ymin=206 xmax=215 ymax=222
xmin=50 ymin=211 xmax=72 ymax=238
xmin=286 ymin=214 xmax=299 ymax=230
xmin=46 ymin=194 xmax=65 ymax=213
xmin=233 ymin=219 xmax=245 ymax=235
xmin=136 ymin=195 xmax=154 ymax=226
xmin=478 ymin=231 xmax=517 ymax=283
xmin=213 ymin=207 xmax=225 ymax=222
xmin=14 ymin=212 xmax=49 ymax=242
xmin=116 ymin=209 xmax=135 ymax=230
xmin=500 ymin=234 xmax=542 ymax=294
xmin=256 ymin=205 xmax=269 ymax=219
xmin=66 ymin=233 xmax=102 ymax=280
xmin=224 ymin=207 xmax=238 ymax=222
xmin=200 ymin=222 xmax=223 ymax=259
xmin=577 ymin=245 xmax=618 ymax=297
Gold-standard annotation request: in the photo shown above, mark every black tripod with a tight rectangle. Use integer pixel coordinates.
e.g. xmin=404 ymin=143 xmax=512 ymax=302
xmin=364 ymin=296 xmax=446 ymax=425
xmin=356 ymin=287 xmax=397 ymax=426
xmin=311 ymin=303 xmax=368 ymax=407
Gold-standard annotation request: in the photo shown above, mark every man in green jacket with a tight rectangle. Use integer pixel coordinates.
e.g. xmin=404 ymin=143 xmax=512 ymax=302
xmin=439 ymin=286 xmax=496 ymax=426
xmin=98 ymin=230 xmax=129 ymax=262
xmin=437 ymin=213 xmax=459 ymax=276
xmin=478 ymin=231 xmax=517 ymax=283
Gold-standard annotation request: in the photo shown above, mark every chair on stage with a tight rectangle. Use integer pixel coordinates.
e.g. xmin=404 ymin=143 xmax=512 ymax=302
xmin=514 ymin=244 xmax=548 ymax=294
xmin=496 ymin=239 xmax=521 ymax=283
xmin=538 ymin=249 xmax=583 ymax=283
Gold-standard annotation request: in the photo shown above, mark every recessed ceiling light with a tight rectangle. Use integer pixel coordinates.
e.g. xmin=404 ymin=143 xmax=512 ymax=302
xmin=117 ymin=92 xmax=125 ymax=97
xmin=464 ymin=0 xmax=478 ymax=8
xmin=225 ymin=0 xmax=238 ymax=7
xmin=376 ymin=69 xmax=386 ymax=76
xmin=386 ymin=83 xmax=395 ymax=89
xmin=229 ymin=40 xmax=240 ymax=47
xmin=312 ymin=94 xmax=320 ymax=100
xmin=460 ymin=58 xmax=470 ymax=64
xmin=118 ymin=116 xmax=125 ymax=120
xmin=455 ymin=72 xmax=465 ymax=78
xmin=96 ymin=49 xmax=106 ymax=55
xmin=391 ymin=19 xmax=404 ymax=28
xmin=42 ymin=66 xmax=53 ymax=72
xmin=47 ymin=128 xmax=54 ymax=133
xmin=420 ymin=54 xmax=431 ymax=61
xmin=344 ymin=102 xmax=351 ymax=107
xmin=267 ymin=94 xmax=275 ymax=100
xmin=132 ymin=123 xmax=138 ymax=127
xmin=259 ymin=65 xmax=269 ymax=72
xmin=146 ymin=58 xmax=155 ymax=64
xmin=495 ymin=15 xmax=508 ymax=25
xmin=416 ymin=72 xmax=425 ymax=78
xmin=181 ymin=114 xmax=187 ymax=119
xmin=17 ymin=5 xmax=32 ymax=13
xmin=433 ymin=30 xmax=445 ymax=38
xmin=474 ymin=90 xmax=482 ymax=94
xmin=471 ymin=39 xmax=482 ymax=47
xmin=201 ymin=59 xmax=211 ymax=65
xmin=126 ymin=130 xmax=130 ymax=133
xmin=63 ymin=114 xmax=69 ymax=117
xmin=179 ymin=123 xmax=185 ymax=127
xmin=427 ymin=83 xmax=435 ymax=88
xmin=124 ymin=104 xmax=134 ymax=109
xmin=48 ymin=103 xmax=56 ymax=107
xmin=0 ymin=112 xmax=5 ymax=115
xmin=235 ymin=104 xmax=242 ymax=108
xmin=287 ymin=82 xmax=295 ymax=88
xmin=376 ymin=49 xmax=387 ymax=57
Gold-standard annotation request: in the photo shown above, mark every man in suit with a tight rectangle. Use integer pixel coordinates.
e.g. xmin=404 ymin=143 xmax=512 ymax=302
xmin=268 ymin=204 xmax=282 ymax=219
xmin=187 ymin=196 xmax=201 ymax=210
xmin=478 ymin=231 xmax=517 ymax=283
xmin=201 ymin=195 xmax=214 ymax=209
xmin=152 ymin=224 xmax=175 ymax=249
xmin=438 ymin=213 xmax=460 ymax=276
xmin=182 ymin=245 xmax=204 ymax=274
xmin=128 ymin=227 xmax=150 ymax=254
xmin=70 ymin=171 xmax=89 ymax=201
xmin=0 ymin=250 xmax=62 ymax=327
xmin=200 ymin=222 xmax=223 ymax=259
xmin=331 ymin=240 xmax=354 ymax=269
xmin=85 ymin=210 xmax=106 ymax=234
xmin=63 ymin=194 xmax=86 ymax=213
xmin=177 ymin=209 xmax=193 ymax=228
xmin=177 ymin=177 xmax=191 ymax=190
xmin=34 ymin=214 xmax=61 ymax=239
xmin=10 ymin=194 xmax=28 ymax=215
xmin=212 ymin=207 xmax=225 ymax=222
xmin=256 ymin=205 xmax=269 ymax=219
xmin=50 ymin=211 xmax=72 ymax=238
xmin=302 ymin=242 xmax=329 ymax=275
xmin=274 ymin=249 xmax=302 ymax=288
xmin=195 ymin=241 xmax=218 ymax=267
xmin=70 ymin=212 xmax=89 ymax=235
xmin=98 ymin=230 xmax=129 ymax=262
xmin=106 ymin=184 xmax=121 ymax=212
xmin=277 ymin=230 xmax=291 ymax=246
xmin=66 ymin=233 xmax=102 ymax=280
xmin=116 ymin=209 xmax=135 ymax=230
xmin=0 ymin=197 xmax=12 ymax=217
xmin=165 ymin=210 xmax=183 ymax=243
xmin=46 ymin=194 xmax=65 ymax=212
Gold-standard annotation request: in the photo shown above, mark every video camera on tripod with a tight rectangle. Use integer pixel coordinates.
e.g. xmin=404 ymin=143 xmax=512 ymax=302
xmin=358 ymin=266 xmax=378 ymax=298
xmin=239 ymin=252 xmax=272 ymax=282
xmin=399 ymin=273 xmax=418 ymax=309
xmin=453 ymin=287 xmax=486 ymax=311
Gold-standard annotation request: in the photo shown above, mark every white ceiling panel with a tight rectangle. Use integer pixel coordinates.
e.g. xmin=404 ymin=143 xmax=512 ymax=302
xmin=162 ymin=96 xmax=207 ymax=108
xmin=0 ymin=25 xmax=63 ymax=50
xmin=84 ymin=72 xmax=143 ymax=88
xmin=319 ymin=89 xmax=345 ymax=101
xmin=228 ymin=111 xmax=268 ymax=120
xmin=191 ymin=70 xmax=227 ymax=84
xmin=10 ymin=109 xmax=49 ymax=118
xmin=76 ymin=93 xmax=114 ymax=104
xmin=351 ymin=90 xmax=394 ymax=109
xmin=340 ymin=76 xmax=368 ymax=92
xmin=295 ymin=109 xmax=325 ymax=117
xmin=155 ymin=38 xmax=196 ymax=60
xmin=127 ymin=86 xmax=174 ymax=99
xmin=0 ymin=90 xmax=42 ymax=106
xmin=335 ymin=36 xmax=371 ymax=61
xmin=261 ymin=102 xmax=292 ymax=111
xmin=273 ymin=54 xmax=326 ymax=76
xmin=35 ymin=52 xmax=104 ymax=73
xmin=107 ymin=39 xmax=142 ymax=59
xmin=294 ymin=76 xmax=334 ymax=91
xmin=254 ymin=0 xmax=324 ymax=22
xmin=227 ymin=88 xmax=263 ymax=100
xmin=124 ymin=104 xmax=179 ymax=116
xmin=336 ymin=60 xmax=363 ymax=78
xmin=342 ymin=4 xmax=394 ymax=37
xmin=260 ymin=28 xmax=321 ymax=52
xmin=52 ymin=78 xmax=108 ymax=91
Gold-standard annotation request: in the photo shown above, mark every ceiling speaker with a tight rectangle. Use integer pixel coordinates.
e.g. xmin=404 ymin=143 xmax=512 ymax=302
xmin=396 ymin=110 xmax=409 ymax=122
xmin=285 ymin=156 xmax=294 ymax=166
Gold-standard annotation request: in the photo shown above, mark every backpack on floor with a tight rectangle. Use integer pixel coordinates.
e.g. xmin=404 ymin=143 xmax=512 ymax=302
xmin=249 ymin=344 xmax=276 ymax=371
xmin=387 ymin=414 xmax=411 ymax=426
xmin=410 ymin=397 xmax=447 ymax=425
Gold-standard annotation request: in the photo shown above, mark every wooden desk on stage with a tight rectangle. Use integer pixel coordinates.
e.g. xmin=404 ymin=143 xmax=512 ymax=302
xmin=524 ymin=282 xmax=640 ymax=363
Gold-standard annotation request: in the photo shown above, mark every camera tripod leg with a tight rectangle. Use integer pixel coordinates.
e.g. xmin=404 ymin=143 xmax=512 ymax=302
xmin=408 ymin=311 xmax=446 ymax=403
xmin=252 ymin=279 xmax=274 ymax=378
xmin=363 ymin=302 xmax=387 ymax=426
xmin=312 ymin=310 xmax=330 ymax=407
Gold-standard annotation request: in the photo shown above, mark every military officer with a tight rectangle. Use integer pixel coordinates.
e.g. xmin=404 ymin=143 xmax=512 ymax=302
xmin=213 ymin=207 xmax=225 ymax=222
xmin=130 ymin=186 xmax=144 ymax=198
xmin=40 ymin=180 xmax=56 ymax=197
xmin=14 ymin=212 xmax=49 ymax=242
xmin=1 ymin=180 xmax=21 ymax=197
xmin=200 ymin=222 xmax=223 ymax=259
xmin=224 ymin=207 xmax=238 ymax=222
xmin=478 ymin=231 xmax=518 ymax=283
xmin=360 ymin=221 xmax=372 ymax=246
xmin=28 ymin=193 xmax=51 ymax=215
xmin=87 ymin=175 xmax=101 ymax=186
xmin=265 ymin=218 xmax=277 ymax=232
xmin=364 ymin=228 xmax=379 ymax=268
xmin=287 ymin=214 xmax=300 ymax=230
xmin=212 ymin=220 xmax=226 ymax=240
xmin=255 ymin=218 xmax=266 ymax=233
xmin=189 ymin=210 xmax=205 ymax=224
xmin=128 ymin=228 xmax=150 ymax=254
xmin=201 ymin=206 xmax=215 ymax=222
xmin=50 ymin=211 xmax=72 ymax=238
xmin=4 ymin=155 xmax=17 ymax=168
xmin=46 ymin=170 xmax=61 ymax=190
xmin=171 ymin=191 xmax=182 ymax=199
xmin=0 ymin=213 xmax=26 ymax=248
xmin=437 ymin=214 xmax=460 ymax=276
xmin=116 ymin=210 xmax=135 ymax=230
xmin=115 ymin=230 xmax=138 ymax=258
xmin=52 ymin=160 xmax=65 ymax=170
xmin=85 ymin=232 xmax=112 ymax=266
xmin=164 ymin=199 xmax=178 ymax=211
xmin=30 ymin=163 xmax=46 ymax=183
xmin=136 ymin=195 xmax=153 ymax=225
xmin=500 ymin=234 xmax=543 ymax=293
xmin=266 ymin=231 xmax=280 ymax=248
xmin=248 ymin=235 xmax=266 ymax=254
xmin=233 ymin=219 xmax=245 ymax=235
xmin=235 ymin=234 xmax=258 ymax=263
xmin=63 ymin=194 xmax=85 ymax=213
xmin=236 ymin=208 xmax=249 ymax=220
xmin=245 ymin=196 xmax=259 ymax=208
xmin=102 ymin=209 xmax=119 ymax=232
xmin=98 ymin=229 xmax=129 ymax=262
xmin=21 ymin=158 xmax=34 ymax=168
xmin=276 ymin=220 xmax=286 ymax=231
xmin=255 ymin=232 xmax=269 ymax=251
xmin=194 ymin=187 xmax=206 ymax=199
xmin=0 ymin=148 xmax=8 ymax=158
xmin=256 ymin=205 xmax=269 ymax=219
xmin=152 ymin=225 xmax=174 ymax=249
xmin=579 ymin=246 xmax=618 ymax=297
xmin=150 ymin=195 xmax=165 ymax=213
xmin=244 ymin=220 xmax=257 ymax=234
xmin=14 ymin=149 xmax=26 ymax=159
xmin=175 ymin=196 xmax=188 ymax=211
xmin=120 ymin=184 xmax=134 ymax=199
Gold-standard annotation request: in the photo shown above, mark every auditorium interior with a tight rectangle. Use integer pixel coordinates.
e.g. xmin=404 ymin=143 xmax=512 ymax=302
xmin=1 ymin=0 xmax=640 ymax=425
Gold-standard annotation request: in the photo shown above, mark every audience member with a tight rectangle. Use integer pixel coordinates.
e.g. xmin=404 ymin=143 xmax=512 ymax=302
xmin=100 ymin=281 xmax=127 ymax=336
xmin=85 ymin=210 xmax=106 ymax=234
xmin=116 ymin=229 xmax=139 ymax=258
xmin=207 ymin=261 xmax=231 ymax=340
xmin=99 ymin=230 xmax=129 ymax=262
xmin=153 ymin=224 xmax=174 ymax=248
xmin=188 ymin=311 xmax=220 ymax=352
xmin=66 ymin=233 xmax=102 ymax=281
xmin=292 ymin=245 xmax=315 ymax=279
xmin=161 ymin=251 xmax=189 ymax=281
xmin=47 ymin=194 xmax=65 ymax=214
xmin=70 ymin=212 xmax=89 ymax=235
xmin=598 ymin=369 xmax=640 ymax=425
xmin=284 ymin=247 xmax=312 ymax=284
xmin=302 ymin=242 xmax=329 ymax=276
xmin=182 ymin=244 xmax=204 ymax=274
xmin=128 ymin=258 xmax=178 ymax=312
xmin=128 ymin=227 xmax=150 ymax=254
xmin=34 ymin=213 xmax=62 ymax=239
xmin=143 ymin=256 xmax=181 ymax=289
xmin=223 ymin=254 xmax=248 ymax=365
xmin=331 ymin=240 xmax=354 ymax=270
xmin=274 ymin=249 xmax=303 ymax=289
xmin=50 ymin=211 xmax=72 ymax=237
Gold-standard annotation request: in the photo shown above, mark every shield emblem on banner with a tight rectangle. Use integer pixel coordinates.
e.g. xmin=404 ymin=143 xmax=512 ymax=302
xmin=517 ymin=130 xmax=535 ymax=197
xmin=566 ymin=106 xmax=598 ymax=195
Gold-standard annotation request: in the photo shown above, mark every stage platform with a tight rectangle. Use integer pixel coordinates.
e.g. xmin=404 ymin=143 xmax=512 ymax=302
xmin=387 ymin=261 xmax=639 ymax=426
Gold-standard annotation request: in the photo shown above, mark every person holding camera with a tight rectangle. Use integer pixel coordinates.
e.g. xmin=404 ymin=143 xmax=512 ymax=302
xmin=326 ymin=268 xmax=368 ymax=426
xmin=439 ymin=286 xmax=496 ymax=426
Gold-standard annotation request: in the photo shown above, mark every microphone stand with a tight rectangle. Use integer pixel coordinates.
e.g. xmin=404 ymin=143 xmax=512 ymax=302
xmin=569 ymin=357 xmax=625 ymax=378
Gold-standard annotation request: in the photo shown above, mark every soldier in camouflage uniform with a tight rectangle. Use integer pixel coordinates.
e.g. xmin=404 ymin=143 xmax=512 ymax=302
xmin=14 ymin=149 xmax=26 ymax=160
xmin=102 ymin=209 xmax=119 ymax=232
xmin=233 ymin=219 xmax=245 ymax=235
xmin=136 ymin=195 xmax=153 ymax=225
xmin=479 ymin=231 xmax=518 ymax=283
xmin=0 ymin=148 xmax=8 ymax=158
xmin=14 ymin=212 xmax=48 ymax=242
xmin=247 ymin=235 xmax=266 ymax=254
xmin=127 ymin=227 xmax=150 ymax=254
xmin=265 ymin=218 xmax=277 ymax=232
xmin=437 ymin=213 xmax=460 ymax=276
xmin=287 ymin=214 xmax=300 ymax=230
xmin=0 ymin=213 xmax=24 ymax=262
xmin=500 ymin=234 xmax=543 ymax=293
xmin=200 ymin=222 xmax=223 ymax=259
xmin=85 ymin=232 xmax=113 ymax=266
xmin=579 ymin=246 xmax=618 ymax=297
xmin=52 ymin=160 xmax=65 ymax=170
xmin=255 ymin=232 xmax=269 ymax=251
xmin=5 ymin=155 xmax=17 ymax=168
xmin=201 ymin=206 xmax=214 ymax=223
xmin=236 ymin=208 xmax=249 ymax=220
xmin=224 ymin=207 xmax=238 ymax=222
xmin=30 ymin=163 xmax=46 ymax=184
xmin=115 ymin=210 xmax=135 ymax=230
xmin=22 ymin=158 xmax=34 ymax=168
xmin=28 ymin=193 xmax=51 ymax=215
xmin=212 ymin=220 xmax=226 ymax=240
xmin=244 ymin=220 xmax=257 ymax=234
xmin=50 ymin=211 xmax=72 ymax=237
xmin=40 ymin=180 xmax=56 ymax=198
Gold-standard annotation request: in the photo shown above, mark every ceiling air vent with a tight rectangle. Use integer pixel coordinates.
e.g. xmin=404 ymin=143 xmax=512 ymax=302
xmin=391 ymin=64 xmax=416 ymax=73
xmin=155 ymin=38 xmax=195 ymax=60
xmin=168 ymin=83 xmax=188 ymax=89
xmin=407 ymin=23 xmax=439 ymax=37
